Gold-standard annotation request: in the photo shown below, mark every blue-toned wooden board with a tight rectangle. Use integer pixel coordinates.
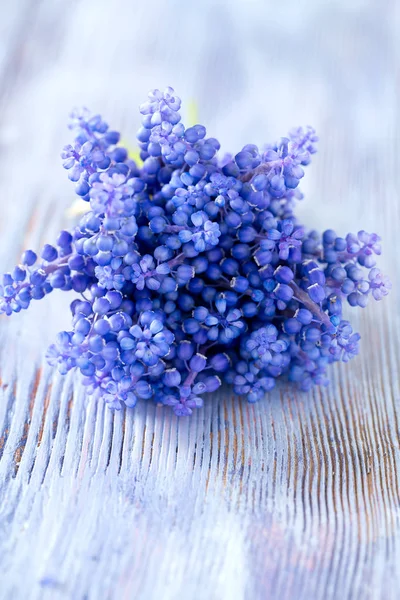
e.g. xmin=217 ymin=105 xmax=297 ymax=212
xmin=1 ymin=1 xmax=400 ymax=598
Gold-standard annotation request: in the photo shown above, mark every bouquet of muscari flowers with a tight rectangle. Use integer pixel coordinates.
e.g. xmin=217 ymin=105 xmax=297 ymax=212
xmin=0 ymin=87 xmax=391 ymax=415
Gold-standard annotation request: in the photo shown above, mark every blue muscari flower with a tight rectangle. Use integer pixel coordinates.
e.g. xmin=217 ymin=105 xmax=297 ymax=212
xmin=129 ymin=312 xmax=175 ymax=366
xmin=0 ymin=85 xmax=392 ymax=414
xmin=137 ymin=87 xmax=190 ymax=166
xmin=162 ymin=389 xmax=203 ymax=417
xmin=101 ymin=376 xmax=140 ymax=409
xmin=95 ymin=265 xmax=126 ymax=290
xmin=125 ymin=254 xmax=185 ymax=292
xmin=171 ymin=181 xmax=209 ymax=211
xmin=260 ymin=219 xmax=304 ymax=261
xmin=237 ymin=132 xmax=316 ymax=200
xmin=234 ymin=369 xmax=275 ymax=403
xmin=347 ymin=280 xmax=370 ymax=308
xmin=346 ymin=231 xmax=381 ymax=267
xmin=92 ymin=366 xmax=153 ymax=409
xmin=323 ymin=229 xmax=381 ymax=269
xmin=243 ymin=324 xmax=287 ymax=366
xmin=178 ymin=211 xmax=221 ymax=253
xmin=46 ymin=331 xmax=82 ymax=375
xmin=89 ymin=172 xmax=137 ymax=218
xmin=140 ymin=87 xmax=181 ymax=123
xmin=0 ymin=243 xmax=94 ymax=315
xmin=204 ymin=172 xmax=242 ymax=207
xmin=289 ymin=360 xmax=329 ymax=392
xmin=63 ymin=108 xmax=127 ymax=190
xmin=129 ymin=255 xmax=158 ymax=290
xmin=138 ymin=87 xmax=207 ymax=168
xmin=288 ymin=126 xmax=318 ymax=161
xmin=161 ymin=374 xmax=221 ymax=416
xmin=192 ymin=294 xmax=245 ymax=342
xmin=330 ymin=321 xmax=360 ymax=362
xmin=62 ymin=141 xmax=108 ymax=185
xmin=368 ymin=268 xmax=392 ymax=300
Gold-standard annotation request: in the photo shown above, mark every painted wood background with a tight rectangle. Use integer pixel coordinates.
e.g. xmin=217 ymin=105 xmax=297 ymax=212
xmin=0 ymin=0 xmax=399 ymax=598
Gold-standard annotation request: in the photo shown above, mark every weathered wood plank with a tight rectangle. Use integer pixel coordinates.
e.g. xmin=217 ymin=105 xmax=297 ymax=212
xmin=0 ymin=0 xmax=400 ymax=599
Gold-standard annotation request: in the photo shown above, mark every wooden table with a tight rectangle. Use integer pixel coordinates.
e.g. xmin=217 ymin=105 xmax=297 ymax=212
xmin=0 ymin=1 xmax=399 ymax=598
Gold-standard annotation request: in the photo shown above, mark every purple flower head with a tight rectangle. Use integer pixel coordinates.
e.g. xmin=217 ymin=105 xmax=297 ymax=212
xmin=140 ymin=87 xmax=182 ymax=122
xmin=0 ymin=86 xmax=392 ymax=416
xmin=149 ymin=122 xmax=186 ymax=164
xmin=162 ymin=390 xmax=203 ymax=417
xmin=290 ymin=360 xmax=329 ymax=391
xmin=179 ymin=211 xmax=221 ymax=252
xmin=330 ymin=321 xmax=361 ymax=362
xmin=162 ymin=375 xmax=221 ymax=416
xmin=234 ymin=367 xmax=275 ymax=403
xmin=127 ymin=255 xmax=174 ymax=292
xmin=253 ymin=129 xmax=318 ymax=199
xmin=89 ymin=172 xmax=136 ymax=219
xmin=193 ymin=294 xmax=245 ymax=343
xmin=368 ymin=268 xmax=392 ymax=300
xmin=46 ymin=331 xmax=82 ymax=375
xmin=101 ymin=377 xmax=139 ymax=409
xmin=263 ymin=219 xmax=304 ymax=261
xmin=129 ymin=255 xmax=157 ymax=290
xmin=69 ymin=108 xmax=109 ymax=138
xmin=139 ymin=88 xmax=186 ymax=164
xmin=204 ymin=172 xmax=241 ymax=207
xmin=172 ymin=182 xmax=209 ymax=211
xmin=95 ymin=265 xmax=125 ymax=290
xmin=288 ymin=126 xmax=318 ymax=162
xmin=346 ymin=230 xmax=381 ymax=267
xmin=244 ymin=324 xmax=288 ymax=366
xmin=347 ymin=279 xmax=370 ymax=307
xmin=127 ymin=312 xmax=174 ymax=367
xmin=63 ymin=108 xmax=124 ymax=186
xmin=96 ymin=371 xmax=153 ymax=409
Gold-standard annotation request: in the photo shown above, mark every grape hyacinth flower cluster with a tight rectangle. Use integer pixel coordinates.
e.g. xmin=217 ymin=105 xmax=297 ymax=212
xmin=0 ymin=87 xmax=391 ymax=415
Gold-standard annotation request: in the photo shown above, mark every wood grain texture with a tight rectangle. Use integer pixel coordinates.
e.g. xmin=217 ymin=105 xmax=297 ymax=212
xmin=0 ymin=0 xmax=400 ymax=598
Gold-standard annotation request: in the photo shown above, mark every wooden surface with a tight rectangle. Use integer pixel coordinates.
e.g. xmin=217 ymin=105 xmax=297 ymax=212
xmin=0 ymin=1 xmax=399 ymax=598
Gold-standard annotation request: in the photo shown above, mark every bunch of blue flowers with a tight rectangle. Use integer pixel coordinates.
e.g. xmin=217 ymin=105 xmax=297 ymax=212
xmin=0 ymin=87 xmax=391 ymax=415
